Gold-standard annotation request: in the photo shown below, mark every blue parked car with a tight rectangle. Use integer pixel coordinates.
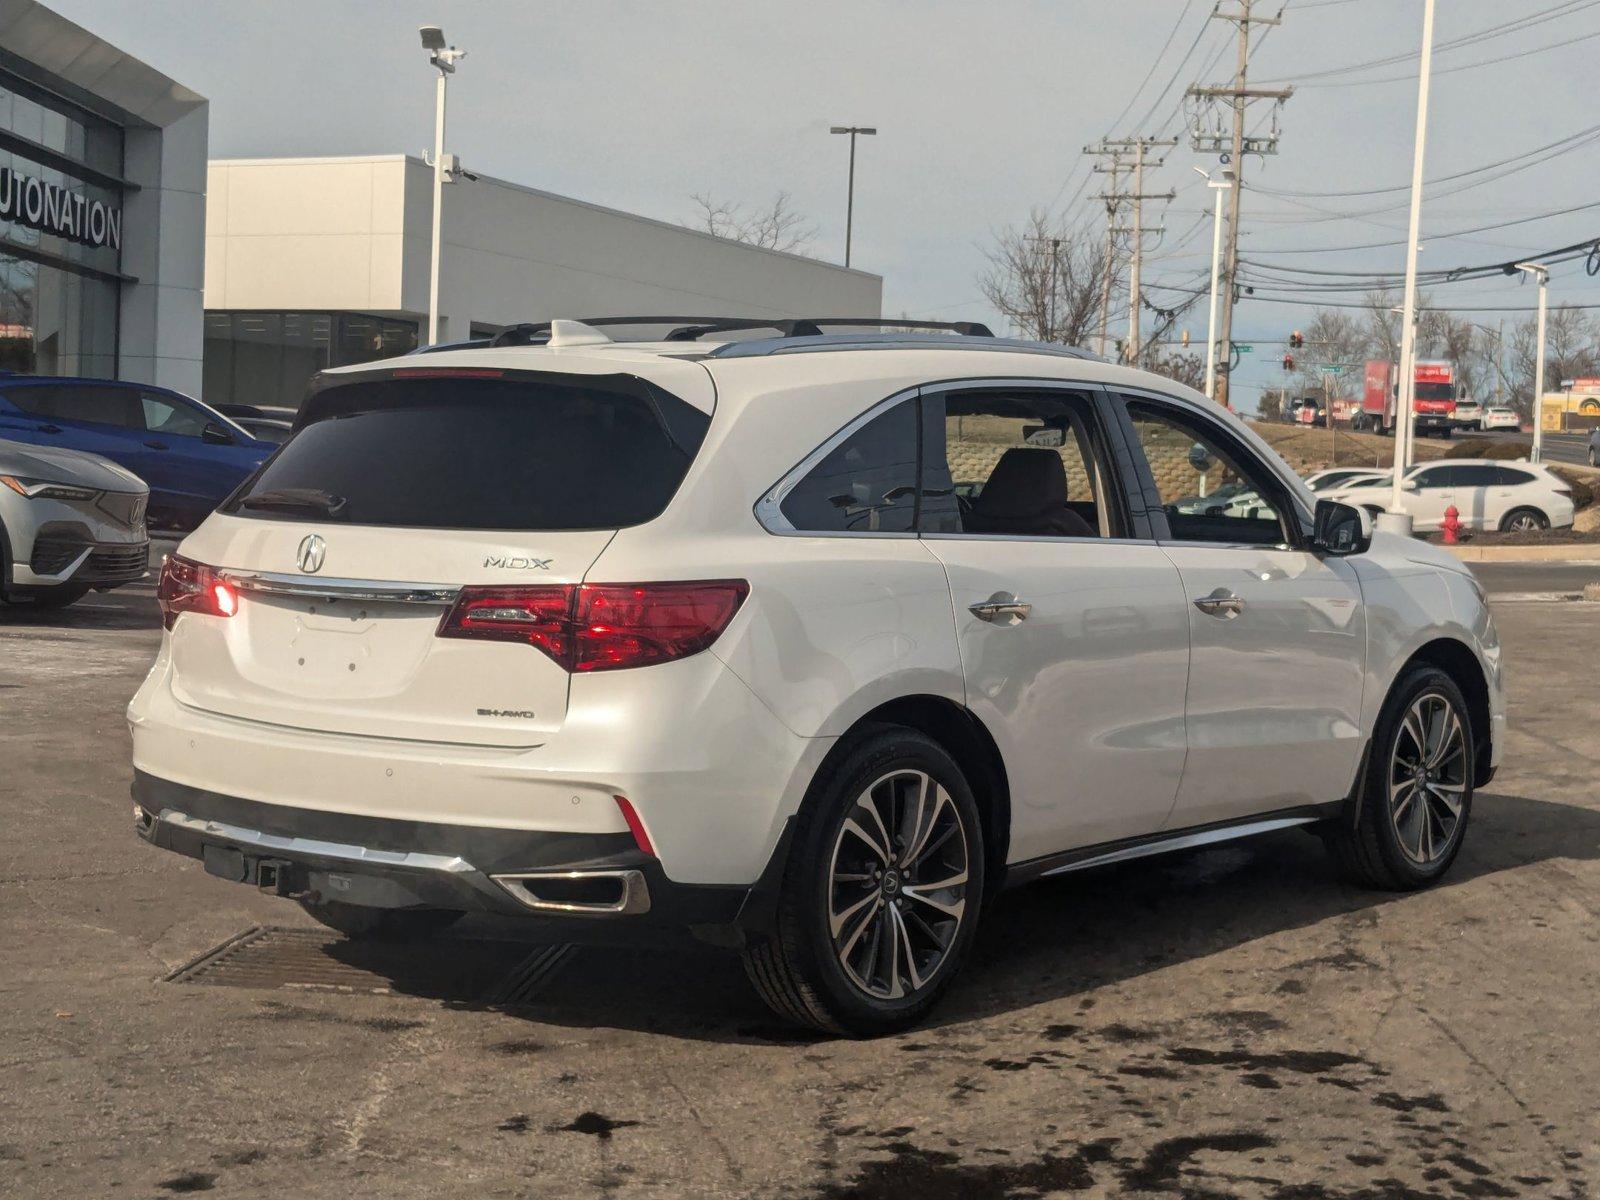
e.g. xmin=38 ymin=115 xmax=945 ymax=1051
xmin=0 ymin=376 xmax=274 ymax=531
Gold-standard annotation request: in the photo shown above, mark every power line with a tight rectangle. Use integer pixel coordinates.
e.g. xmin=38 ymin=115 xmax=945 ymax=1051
xmin=1244 ymin=198 xmax=1600 ymax=255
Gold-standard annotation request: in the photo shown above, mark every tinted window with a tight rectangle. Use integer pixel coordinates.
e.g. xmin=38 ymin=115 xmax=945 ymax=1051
xmin=1410 ymin=466 xmax=1459 ymax=488
xmin=226 ymin=374 xmax=708 ymax=531
xmin=1495 ymin=466 xmax=1536 ymax=486
xmin=1454 ymin=465 xmax=1500 ymax=487
xmin=779 ymin=398 xmax=918 ymax=533
xmin=4 ymin=383 xmax=140 ymax=427
xmin=1126 ymin=399 xmax=1288 ymax=546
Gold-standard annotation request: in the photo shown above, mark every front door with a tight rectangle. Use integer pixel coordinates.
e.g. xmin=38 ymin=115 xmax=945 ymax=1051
xmin=920 ymin=384 xmax=1191 ymax=861
xmin=1119 ymin=394 xmax=1367 ymax=828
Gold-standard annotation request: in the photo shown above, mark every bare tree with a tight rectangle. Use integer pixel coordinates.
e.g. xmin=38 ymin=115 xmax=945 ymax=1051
xmin=687 ymin=191 xmax=816 ymax=255
xmin=1509 ymin=305 xmax=1598 ymax=419
xmin=1144 ymin=350 xmax=1206 ymax=392
xmin=978 ymin=209 xmax=1108 ymax=348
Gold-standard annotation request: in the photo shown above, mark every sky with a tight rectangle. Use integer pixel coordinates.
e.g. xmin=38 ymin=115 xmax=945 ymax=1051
xmin=46 ymin=0 xmax=1600 ymax=410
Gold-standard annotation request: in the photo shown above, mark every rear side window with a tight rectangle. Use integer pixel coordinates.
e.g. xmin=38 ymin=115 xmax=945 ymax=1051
xmin=1495 ymin=466 xmax=1536 ymax=486
xmin=778 ymin=398 xmax=919 ymax=533
xmin=4 ymin=384 xmax=141 ymax=427
xmin=225 ymin=373 xmax=709 ymax=531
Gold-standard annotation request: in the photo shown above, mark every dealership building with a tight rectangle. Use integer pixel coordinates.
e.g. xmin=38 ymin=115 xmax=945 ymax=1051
xmin=203 ymin=155 xmax=883 ymax=411
xmin=0 ymin=0 xmax=207 ymax=393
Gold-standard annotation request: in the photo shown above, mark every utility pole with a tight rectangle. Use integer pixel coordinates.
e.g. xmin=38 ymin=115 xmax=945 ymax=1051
xmin=1086 ymin=136 xmax=1174 ymax=364
xmin=1188 ymin=0 xmax=1292 ymax=407
xmin=1085 ymin=145 xmax=1126 ymax=358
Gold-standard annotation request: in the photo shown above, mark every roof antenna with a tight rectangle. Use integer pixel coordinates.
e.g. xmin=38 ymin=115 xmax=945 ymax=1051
xmin=546 ymin=320 xmax=613 ymax=348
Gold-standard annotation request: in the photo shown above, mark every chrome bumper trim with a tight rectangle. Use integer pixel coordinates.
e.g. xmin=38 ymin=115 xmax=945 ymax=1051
xmin=491 ymin=869 xmax=653 ymax=917
xmin=155 ymin=807 xmax=476 ymax=874
xmin=219 ymin=570 xmax=460 ymax=606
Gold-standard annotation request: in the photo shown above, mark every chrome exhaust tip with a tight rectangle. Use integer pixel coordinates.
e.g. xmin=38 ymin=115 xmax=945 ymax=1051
xmin=491 ymin=869 xmax=651 ymax=916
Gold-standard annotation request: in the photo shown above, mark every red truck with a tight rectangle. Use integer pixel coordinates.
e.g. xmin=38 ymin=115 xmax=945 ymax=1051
xmin=1355 ymin=360 xmax=1458 ymax=437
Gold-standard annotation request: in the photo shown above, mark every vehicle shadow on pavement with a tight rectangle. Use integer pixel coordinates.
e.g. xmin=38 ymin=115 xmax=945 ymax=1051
xmin=287 ymin=788 xmax=1600 ymax=1041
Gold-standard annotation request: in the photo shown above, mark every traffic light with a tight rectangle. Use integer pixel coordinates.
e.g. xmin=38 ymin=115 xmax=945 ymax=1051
xmin=1282 ymin=353 xmax=1295 ymax=371
xmin=1289 ymin=330 xmax=1304 ymax=349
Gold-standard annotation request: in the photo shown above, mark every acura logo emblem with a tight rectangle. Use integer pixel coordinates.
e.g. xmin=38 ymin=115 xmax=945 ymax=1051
xmin=297 ymin=534 xmax=326 ymax=574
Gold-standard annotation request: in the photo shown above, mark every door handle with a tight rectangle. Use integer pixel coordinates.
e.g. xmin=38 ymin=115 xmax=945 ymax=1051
xmin=1194 ymin=589 xmax=1245 ymax=619
xmin=144 ymin=440 xmax=169 ymax=450
xmin=969 ymin=594 xmax=1032 ymax=624
xmin=37 ymin=424 xmax=62 ymax=434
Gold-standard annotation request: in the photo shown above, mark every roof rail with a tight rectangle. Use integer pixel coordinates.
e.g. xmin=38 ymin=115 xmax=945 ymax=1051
xmin=708 ymin=333 xmax=1102 ymax=361
xmin=461 ymin=315 xmax=995 ymax=349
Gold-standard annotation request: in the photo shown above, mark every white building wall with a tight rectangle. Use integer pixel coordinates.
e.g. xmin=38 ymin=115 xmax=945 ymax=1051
xmin=206 ymin=155 xmax=881 ymax=337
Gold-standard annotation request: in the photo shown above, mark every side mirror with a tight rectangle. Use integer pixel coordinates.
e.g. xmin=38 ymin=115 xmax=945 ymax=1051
xmin=201 ymin=422 xmax=236 ymax=446
xmin=1313 ymin=498 xmax=1372 ymax=557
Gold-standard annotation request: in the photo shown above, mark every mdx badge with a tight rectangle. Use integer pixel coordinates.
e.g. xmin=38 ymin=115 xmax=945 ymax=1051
xmin=485 ymin=555 xmax=552 ymax=570
xmin=297 ymin=534 xmax=326 ymax=574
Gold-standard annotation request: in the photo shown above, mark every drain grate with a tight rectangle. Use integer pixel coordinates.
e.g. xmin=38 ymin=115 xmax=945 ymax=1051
xmin=167 ymin=926 xmax=577 ymax=1006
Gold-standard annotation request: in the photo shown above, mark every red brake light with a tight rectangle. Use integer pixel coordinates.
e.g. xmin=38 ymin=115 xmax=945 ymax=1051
xmin=437 ymin=580 xmax=748 ymax=673
xmin=157 ymin=555 xmax=238 ymax=630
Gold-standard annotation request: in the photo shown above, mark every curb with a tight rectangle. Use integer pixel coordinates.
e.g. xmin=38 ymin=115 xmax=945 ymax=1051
xmin=1441 ymin=544 xmax=1600 ymax=563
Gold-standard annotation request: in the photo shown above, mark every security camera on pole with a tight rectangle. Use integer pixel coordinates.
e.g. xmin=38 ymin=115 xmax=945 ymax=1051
xmin=1382 ymin=0 xmax=1436 ymax=535
xmin=420 ymin=25 xmax=466 ymax=347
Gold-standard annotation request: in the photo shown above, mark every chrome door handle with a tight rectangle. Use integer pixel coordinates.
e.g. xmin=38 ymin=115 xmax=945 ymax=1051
xmin=969 ymin=594 xmax=1032 ymax=624
xmin=1194 ymin=589 xmax=1244 ymax=619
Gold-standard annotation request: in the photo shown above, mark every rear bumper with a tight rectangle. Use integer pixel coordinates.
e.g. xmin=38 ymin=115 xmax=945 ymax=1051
xmin=132 ymin=769 xmax=753 ymax=931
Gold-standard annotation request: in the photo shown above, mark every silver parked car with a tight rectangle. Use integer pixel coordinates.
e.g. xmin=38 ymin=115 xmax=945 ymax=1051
xmin=0 ymin=438 xmax=151 ymax=610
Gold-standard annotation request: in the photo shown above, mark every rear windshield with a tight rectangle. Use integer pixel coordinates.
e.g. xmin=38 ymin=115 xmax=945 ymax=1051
xmin=224 ymin=373 xmax=709 ymax=531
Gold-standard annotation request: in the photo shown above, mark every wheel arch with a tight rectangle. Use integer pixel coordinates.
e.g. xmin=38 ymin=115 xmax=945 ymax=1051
xmin=1395 ymin=636 xmax=1494 ymax=788
xmin=1345 ymin=635 xmax=1493 ymax=831
xmin=834 ymin=694 xmax=1012 ymax=896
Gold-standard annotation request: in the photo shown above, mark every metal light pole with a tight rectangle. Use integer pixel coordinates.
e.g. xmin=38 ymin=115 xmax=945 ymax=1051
xmin=829 ymin=126 xmax=875 ymax=268
xmin=1195 ymin=166 xmax=1233 ymax=401
xmin=1514 ymin=262 xmax=1550 ymax=463
xmin=1385 ymin=0 xmax=1436 ymax=532
xmin=421 ymin=26 xmax=465 ymax=346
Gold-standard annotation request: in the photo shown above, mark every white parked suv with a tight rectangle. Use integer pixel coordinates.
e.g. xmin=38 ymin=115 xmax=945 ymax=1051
xmin=1329 ymin=459 xmax=1574 ymax=533
xmin=129 ymin=319 xmax=1505 ymax=1034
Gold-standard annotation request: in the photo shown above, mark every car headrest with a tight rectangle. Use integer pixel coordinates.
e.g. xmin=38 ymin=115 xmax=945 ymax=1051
xmin=972 ymin=447 xmax=1069 ymax=519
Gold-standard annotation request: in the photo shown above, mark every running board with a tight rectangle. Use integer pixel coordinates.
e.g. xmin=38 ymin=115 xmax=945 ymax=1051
xmin=1008 ymin=809 xmax=1333 ymax=887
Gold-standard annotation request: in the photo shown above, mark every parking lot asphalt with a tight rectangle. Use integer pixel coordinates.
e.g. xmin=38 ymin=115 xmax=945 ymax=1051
xmin=3 ymin=573 xmax=1598 ymax=1199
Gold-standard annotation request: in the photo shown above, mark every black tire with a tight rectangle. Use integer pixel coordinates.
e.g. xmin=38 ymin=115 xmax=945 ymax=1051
xmin=1323 ymin=665 xmax=1474 ymax=891
xmin=1498 ymin=506 xmax=1548 ymax=533
xmin=742 ymin=726 xmax=986 ymax=1036
xmin=24 ymin=584 xmax=93 ymax=610
xmin=1589 ymin=447 xmax=1598 ymax=467
xmin=298 ymin=900 xmax=463 ymax=941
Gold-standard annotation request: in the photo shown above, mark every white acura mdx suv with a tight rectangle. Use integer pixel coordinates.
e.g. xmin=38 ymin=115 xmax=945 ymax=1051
xmin=129 ymin=318 xmax=1503 ymax=1034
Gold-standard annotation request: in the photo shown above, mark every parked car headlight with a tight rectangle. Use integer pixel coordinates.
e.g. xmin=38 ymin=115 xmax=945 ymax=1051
xmin=0 ymin=475 xmax=100 ymax=501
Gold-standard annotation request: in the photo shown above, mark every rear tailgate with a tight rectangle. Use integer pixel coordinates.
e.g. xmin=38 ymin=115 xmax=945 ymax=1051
xmin=165 ymin=360 xmax=712 ymax=748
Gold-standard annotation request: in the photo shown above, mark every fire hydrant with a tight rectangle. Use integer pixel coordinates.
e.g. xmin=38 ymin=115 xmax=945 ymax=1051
xmin=1442 ymin=504 xmax=1462 ymax=544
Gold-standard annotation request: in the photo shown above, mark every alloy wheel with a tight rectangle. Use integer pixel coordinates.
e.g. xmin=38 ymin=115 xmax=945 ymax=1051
xmin=827 ymin=770 xmax=969 ymax=1000
xmin=1507 ymin=511 xmax=1543 ymax=533
xmin=1388 ymin=692 xmax=1468 ymax=865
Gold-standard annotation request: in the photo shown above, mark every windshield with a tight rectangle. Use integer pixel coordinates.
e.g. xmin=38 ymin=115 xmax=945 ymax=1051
xmin=224 ymin=372 xmax=710 ymax=531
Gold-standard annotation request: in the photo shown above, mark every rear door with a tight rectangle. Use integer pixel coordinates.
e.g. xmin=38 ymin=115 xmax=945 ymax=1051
xmin=1116 ymin=392 xmax=1366 ymax=829
xmin=133 ymin=389 xmax=255 ymax=526
xmin=918 ymin=382 xmax=1191 ymax=859
xmin=168 ymin=363 xmax=714 ymax=748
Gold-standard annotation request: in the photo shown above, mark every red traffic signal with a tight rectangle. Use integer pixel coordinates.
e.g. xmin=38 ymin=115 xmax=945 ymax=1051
xmin=1282 ymin=353 xmax=1295 ymax=371
xmin=1289 ymin=330 xmax=1304 ymax=349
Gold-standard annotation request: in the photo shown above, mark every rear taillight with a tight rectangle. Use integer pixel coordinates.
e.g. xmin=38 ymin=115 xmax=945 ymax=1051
xmin=157 ymin=554 xmax=238 ymax=630
xmin=438 ymin=580 xmax=748 ymax=673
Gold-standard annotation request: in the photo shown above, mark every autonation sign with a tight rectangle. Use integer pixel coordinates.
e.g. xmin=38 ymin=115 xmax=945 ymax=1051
xmin=0 ymin=166 xmax=122 ymax=251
